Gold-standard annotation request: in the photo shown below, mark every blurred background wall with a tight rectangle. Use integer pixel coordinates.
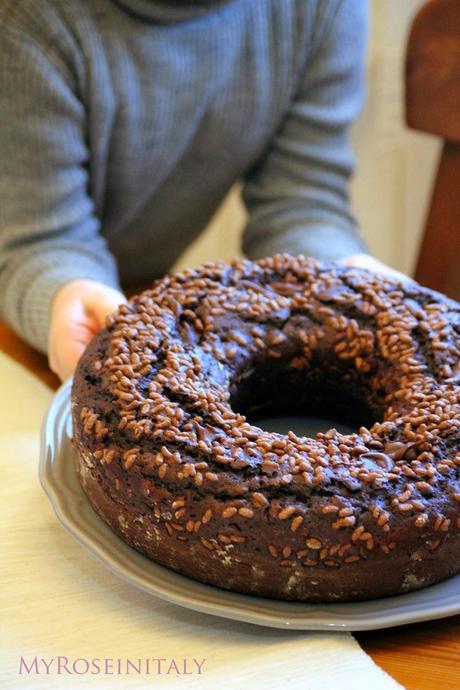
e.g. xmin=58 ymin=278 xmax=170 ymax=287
xmin=175 ymin=0 xmax=440 ymax=276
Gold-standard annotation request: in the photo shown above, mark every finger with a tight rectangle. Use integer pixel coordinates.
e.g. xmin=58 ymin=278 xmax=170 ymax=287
xmin=49 ymin=339 xmax=87 ymax=381
xmin=49 ymin=306 xmax=97 ymax=380
xmin=58 ymin=298 xmax=100 ymax=334
xmin=338 ymin=255 xmax=412 ymax=284
xmin=87 ymin=291 xmax=127 ymax=329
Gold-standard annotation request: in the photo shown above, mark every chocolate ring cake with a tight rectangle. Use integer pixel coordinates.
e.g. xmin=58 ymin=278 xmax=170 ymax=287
xmin=71 ymin=254 xmax=460 ymax=601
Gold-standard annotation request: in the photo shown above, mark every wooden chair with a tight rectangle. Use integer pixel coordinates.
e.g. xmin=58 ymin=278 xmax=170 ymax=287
xmin=405 ymin=0 xmax=460 ymax=300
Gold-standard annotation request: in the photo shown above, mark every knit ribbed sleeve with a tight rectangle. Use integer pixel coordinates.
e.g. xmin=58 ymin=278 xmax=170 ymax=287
xmin=0 ymin=11 xmax=119 ymax=354
xmin=242 ymin=0 xmax=369 ymax=262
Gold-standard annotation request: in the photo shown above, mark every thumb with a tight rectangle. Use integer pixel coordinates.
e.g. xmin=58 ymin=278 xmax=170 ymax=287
xmin=86 ymin=287 xmax=127 ymax=328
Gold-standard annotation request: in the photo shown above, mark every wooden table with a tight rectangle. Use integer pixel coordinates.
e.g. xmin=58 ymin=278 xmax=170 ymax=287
xmin=1 ymin=320 xmax=459 ymax=690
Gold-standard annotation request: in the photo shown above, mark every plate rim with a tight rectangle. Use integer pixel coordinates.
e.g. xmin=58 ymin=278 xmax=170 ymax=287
xmin=39 ymin=380 xmax=460 ymax=631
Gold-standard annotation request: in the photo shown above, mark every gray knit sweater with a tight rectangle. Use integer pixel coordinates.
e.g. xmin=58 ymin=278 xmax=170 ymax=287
xmin=0 ymin=0 xmax=368 ymax=354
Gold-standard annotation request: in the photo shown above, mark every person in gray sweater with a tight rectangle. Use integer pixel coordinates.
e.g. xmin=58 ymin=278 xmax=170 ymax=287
xmin=0 ymin=0 xmax=396 ymax=381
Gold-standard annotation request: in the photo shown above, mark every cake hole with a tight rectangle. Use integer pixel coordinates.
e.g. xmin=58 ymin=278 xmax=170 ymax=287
xmin=252 ymin=413 xmax=355 ymax=437
xmin=230 ymin=359 xmax=382 ymax=437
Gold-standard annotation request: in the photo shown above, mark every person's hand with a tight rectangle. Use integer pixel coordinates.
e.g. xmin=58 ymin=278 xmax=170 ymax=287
xmin=49 ymin=279 xmax=127 ymax=382
xmin=338 ymin=253 xmax=411 ymax=284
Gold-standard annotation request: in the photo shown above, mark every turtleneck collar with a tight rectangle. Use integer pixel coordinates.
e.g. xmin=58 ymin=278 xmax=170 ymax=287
xmin=112 ymin=0 xmax=234 ymax=23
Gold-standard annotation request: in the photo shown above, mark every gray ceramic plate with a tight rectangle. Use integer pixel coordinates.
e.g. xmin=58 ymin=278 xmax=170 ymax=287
xmin=39 ymin=380 xmax=460 ymax=631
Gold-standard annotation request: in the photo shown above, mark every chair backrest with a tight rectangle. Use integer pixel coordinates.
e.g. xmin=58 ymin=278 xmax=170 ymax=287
xmin=406 ymin=0 xmax=460 ymax=143
xmin=405 ymin=0 xmax=460 ymax=301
